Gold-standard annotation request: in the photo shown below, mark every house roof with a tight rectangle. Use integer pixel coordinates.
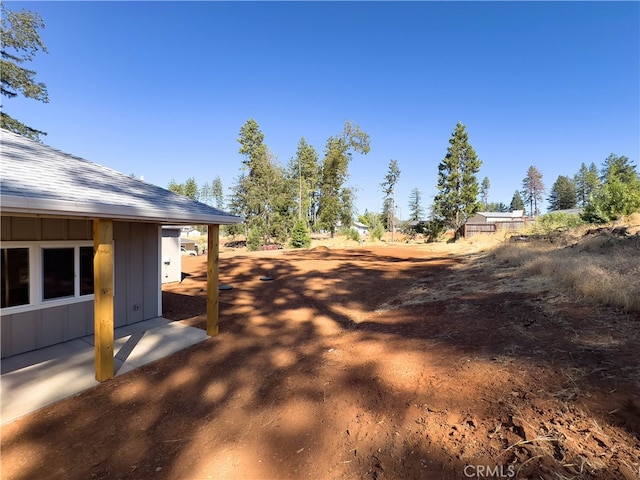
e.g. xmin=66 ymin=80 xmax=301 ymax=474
xmin=352 ymin=221 xmax=369 ymax=229
xmin=476 ymin=210 xmax=524 ymax=219
xmin=0 ymin=130 xmax=242 ymax=225
xmin=549 ymin=208 xmax=583 ymax=215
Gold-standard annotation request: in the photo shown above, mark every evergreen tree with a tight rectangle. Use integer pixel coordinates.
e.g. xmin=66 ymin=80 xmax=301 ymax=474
xmin=290 ymin=218 xmax=311 ymax=248
xmin=510 ymin=190 xmax=525 ymax=213
xmin=407 ymin=187 xmax=425 ymax=221
xmin=288 ymin=137 xmax=320 ymax=228
xmin=318 ymin=122 xmax=370 ymax=236
xmin=340 ymin=187 xmax=356 ymax=229
xmin=381 ymin=197 xmax=392 ymax=230
xmin=600 ymin=154 xmax=637 ymax=184
xmin=1 ymin=4 xmax=49 ymax=140
xmin=486 ymin=202 xmax=510 ymax=212
xmin=212 ymin=176 xmax=224 ymax=209
xmin=227 ymin=173 xmax=249 ymax=234
xmin=358 ymin=209 xmax=383 ymax=228
xmin=246 ymin=227 xmax=261 ymax=252
xmin=371 ymin=221 xmax=385 ymax=241
xmin=232 ymin=119 xmax=269 ymax=237
xmin=522 ymin=165 xmax=545 ymax=217
xmin=199 ymin=177 xmax=224 ymax=209
xmin=167 ymin=179 xmax=185 ymax=196
xmin=582 ymin=175 xmax=640 ymax=223
xmin=199 ymin=181 xmax=213 ymax=206
xmin=230 ymin=119 xmax=296 ymax=244
xmin=432 ymin=122 xmax=482 ymax=240
xmin=582 ymin=153 xmax=640 ymax=223
xmin=168 ymin=178 xmax=199 ymax=200
xmin=574 ymin=162 xmax=600 ymax=207
xmin=183 ymin=177 xmax=199 ymax=201
xmin=380 ymin=159 xmax=401 ymax=240
xmin=480 ymin=177 xmax=490 ymax=209
xmin=547 ymin=175 xmax=577 ymax=211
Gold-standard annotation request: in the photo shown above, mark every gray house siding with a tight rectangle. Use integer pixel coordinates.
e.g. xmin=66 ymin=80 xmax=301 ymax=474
xmin=1 ymin=216 xmax=160 ymax=358
xmin=1 ymin=302 xmax=95 ymax=358
xmin=1 ymin=217 xmax=93 ymax=242
xmin=113 ymin=222 xmax=160 ymax=326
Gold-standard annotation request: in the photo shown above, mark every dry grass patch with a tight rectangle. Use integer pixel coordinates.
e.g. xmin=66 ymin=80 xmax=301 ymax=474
xmin=490 ymin=217 xmax=640 ymax=312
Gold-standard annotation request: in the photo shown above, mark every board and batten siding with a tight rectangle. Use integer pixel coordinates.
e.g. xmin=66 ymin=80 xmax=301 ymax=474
xmin=1 ymin=302 xmax=95 ymax=357
xmin=113 ymin=222 xmax=160 ymax=327
xmin=1 ymin=217 xmax=93 ymax=242
xmin=1 ymin=216 xmax=161 ymax=358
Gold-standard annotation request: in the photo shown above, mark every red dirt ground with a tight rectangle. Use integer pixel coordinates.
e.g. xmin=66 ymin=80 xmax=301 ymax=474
xmin=1 ymin=243 xmax=639 ymax=480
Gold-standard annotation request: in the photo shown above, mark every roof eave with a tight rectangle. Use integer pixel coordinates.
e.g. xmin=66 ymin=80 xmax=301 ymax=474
xmin=0 ymin=195 xmax=244 ymax=225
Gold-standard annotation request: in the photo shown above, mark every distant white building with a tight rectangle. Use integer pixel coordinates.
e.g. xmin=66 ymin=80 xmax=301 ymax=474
xmin=181 ymin=227 xmax=201 ymax=237
xmin=352 ymin=221 xmax=369 ymax=236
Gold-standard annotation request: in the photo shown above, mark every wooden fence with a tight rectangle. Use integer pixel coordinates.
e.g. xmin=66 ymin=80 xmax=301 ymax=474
xmin=462 ymin=220 xmax=526 ymax=238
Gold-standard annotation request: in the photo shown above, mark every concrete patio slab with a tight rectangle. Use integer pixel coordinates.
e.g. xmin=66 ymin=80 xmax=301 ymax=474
xmin=1 ymin=318 xmax=208 ymax=425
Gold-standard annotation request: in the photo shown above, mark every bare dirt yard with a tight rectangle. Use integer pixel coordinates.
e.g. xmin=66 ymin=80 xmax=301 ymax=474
xmin=2 ymin=240 xmax=639 ymax=479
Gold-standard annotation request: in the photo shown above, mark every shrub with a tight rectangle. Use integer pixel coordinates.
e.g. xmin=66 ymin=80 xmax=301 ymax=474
xmin=290 ymin=219 xmax=311 ymax=249
xmin=371 ymin=222 xmax=385 ymax=241
xmin=424 ymin=219 xmax=446 ymax=242
xmin=224 ymin=223 xmax=243 ymax=239
xmin=400 ymin=221 xmax=427 ymax=240
xmin=345 ymin=228 xmax=360 ymax=242
xmin=582 ymin=177 xmax=640 ymax=224
xmin=530 ymin=212 xmax=586 ymax=235
xmin=246 ymin=227 xmax=261 ymax=251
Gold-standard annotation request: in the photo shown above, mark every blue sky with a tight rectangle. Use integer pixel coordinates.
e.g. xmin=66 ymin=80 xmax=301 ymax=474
xmin=6 ymin=1 xmax=639 ymax=217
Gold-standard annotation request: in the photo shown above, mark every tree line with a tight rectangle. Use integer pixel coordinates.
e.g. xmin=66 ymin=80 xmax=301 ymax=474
xmin=4 ymin=4 xmax=638 ymax=247
xmin=391 ymin=125 xmax=638 ymax=241
xmin=169 ymin=119 xmax=371 ymax=248
xmin=481 ymin=154 xmax=639 ymax=224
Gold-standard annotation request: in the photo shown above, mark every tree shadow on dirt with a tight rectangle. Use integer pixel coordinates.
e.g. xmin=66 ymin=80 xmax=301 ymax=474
xmin=2 ymin=246 xmax=638 ymax=479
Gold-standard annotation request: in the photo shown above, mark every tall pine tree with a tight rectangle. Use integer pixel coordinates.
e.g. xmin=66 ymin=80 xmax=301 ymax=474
xmin=230 ymin=119 xmax=295 ymax=246
xmin=318 ymin=122 xmax=370 ymax=236
xmin=574 ymin=162 xmax=600 ymax=207
xmin=212 ymin=176 xmax=224 ymax=209
xmin=432 ymin=122 xmax=482 ymax=240
xmin=380 ymin=159 xmax=401 ymax=240
xmin=522 ymin=166 xmax=545 ymax=217
xmin=167 ymin=177 xmax=199 ymax=200
xmin=480 ymin=177 xmax=490 ymax=210
xmin=407 ymin=187 xmax=424 ymax=221
xmin=510 ymin=190 xmax=525 ymax=213
xmin=288 ymin=137 xmax=320 ymax=228
xmin=600 ymin=154 xmax=637 ymax=183
xmin=547 ymin=175 xmax=577 ymax=211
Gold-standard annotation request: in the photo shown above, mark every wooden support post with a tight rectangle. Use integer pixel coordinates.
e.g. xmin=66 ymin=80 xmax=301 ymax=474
xmin=93 ymin=219 xmax=115 ymax=382
xmin=206 ymin=224 xmax=220 ymax=336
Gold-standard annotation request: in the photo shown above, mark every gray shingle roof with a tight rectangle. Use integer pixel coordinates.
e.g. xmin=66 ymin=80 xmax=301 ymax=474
xmin=477 ymin=210 xmax=524 ymax=218
xmin=0 ymin=130 xmax=242 ymax=225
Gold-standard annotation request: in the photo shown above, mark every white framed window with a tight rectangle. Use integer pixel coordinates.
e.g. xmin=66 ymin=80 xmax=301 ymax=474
xmin=0 ymin=241 xmax=95 ymax=314
xmin=43 ymin=247 xmax=75 ymax=299
xmin=1 ymin=247 xmax=30 ymax=308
